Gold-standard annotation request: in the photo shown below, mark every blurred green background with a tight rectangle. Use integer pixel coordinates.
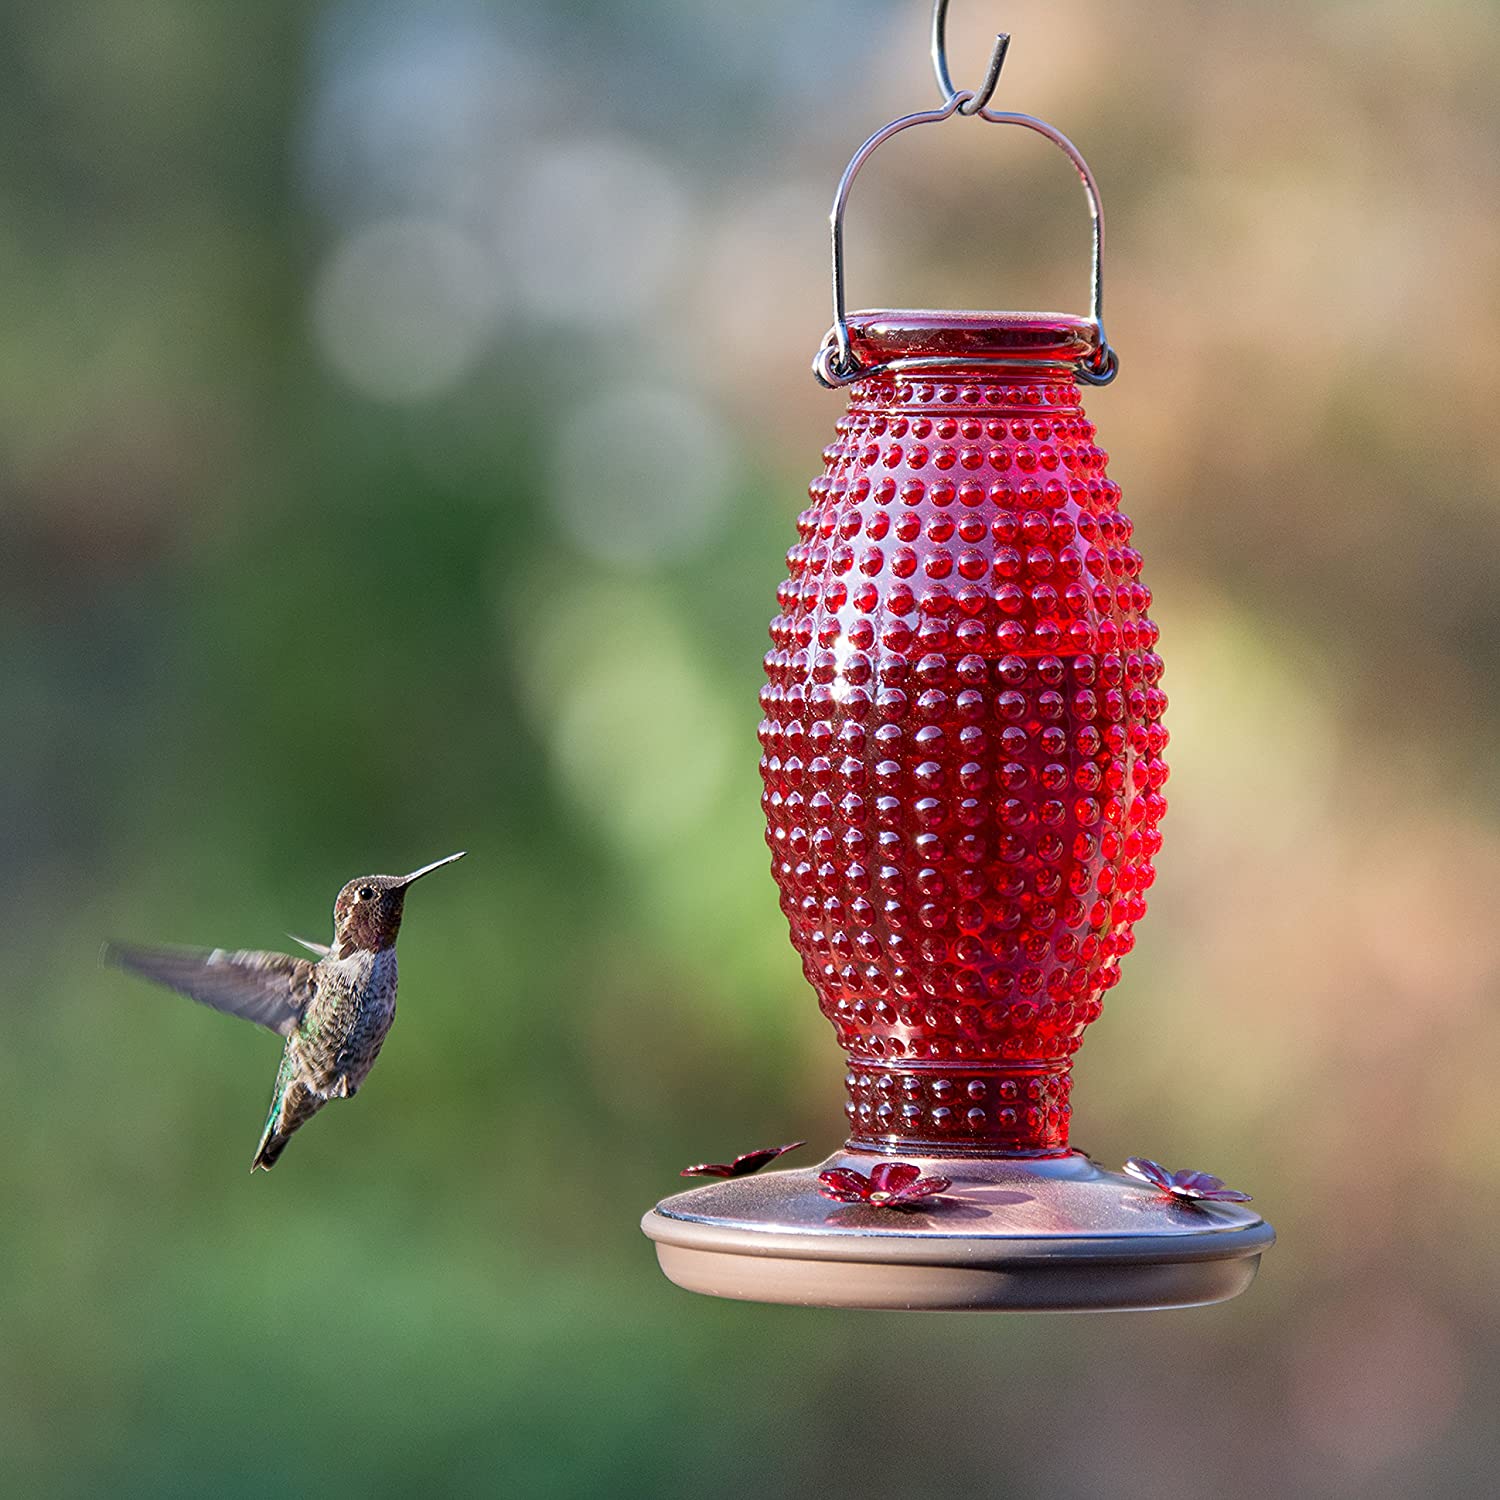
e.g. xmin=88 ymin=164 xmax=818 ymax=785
xmin=3 ymin=1 xmax=1498 ymax=1495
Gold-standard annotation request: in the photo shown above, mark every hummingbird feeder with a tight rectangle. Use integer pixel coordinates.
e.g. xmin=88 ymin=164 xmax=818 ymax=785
xmin=642 ymin=2 xmax=1275 ymax=1311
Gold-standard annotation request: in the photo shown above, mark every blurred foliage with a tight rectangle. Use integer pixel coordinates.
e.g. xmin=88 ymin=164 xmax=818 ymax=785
xmin=2 ymin=2 xmax=1499 ymax=1496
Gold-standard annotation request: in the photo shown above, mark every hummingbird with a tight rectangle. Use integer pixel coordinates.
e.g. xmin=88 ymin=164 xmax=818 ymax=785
xmin=105 ymin=853 xmax=466 ymax=1172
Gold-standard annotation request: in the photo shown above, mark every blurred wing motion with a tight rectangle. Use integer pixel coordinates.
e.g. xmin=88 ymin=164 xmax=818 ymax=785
xmin=287 ymin=934 xmax=331 ymax=958
xmin=105 ymin=944 xmax=317 ymax=1036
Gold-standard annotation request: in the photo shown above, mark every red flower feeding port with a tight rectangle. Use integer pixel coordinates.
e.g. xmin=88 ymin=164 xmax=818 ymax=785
xmin=642 ymin=3 xmax=1274 ymax=1312
xmin=680 ymin=1144 xmax=807 ymax=1180
xmin=818 ymin=1162 xmax=951 ymax=1210
xmin=1123 ymin=1158 xmax=1253 ymax=1205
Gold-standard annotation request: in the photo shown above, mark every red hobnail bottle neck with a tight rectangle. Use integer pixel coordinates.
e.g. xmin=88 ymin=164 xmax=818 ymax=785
xmin=845 ymin=1058 xmax=1073 ymax=1157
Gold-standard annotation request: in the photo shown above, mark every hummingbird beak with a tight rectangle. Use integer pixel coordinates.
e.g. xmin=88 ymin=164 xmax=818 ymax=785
xmin=398 ymin=851 xmax=467 ymax=887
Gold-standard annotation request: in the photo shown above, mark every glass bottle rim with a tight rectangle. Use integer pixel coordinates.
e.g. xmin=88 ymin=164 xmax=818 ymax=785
xmin=845 ymin=309 xmax=1100 ymax=370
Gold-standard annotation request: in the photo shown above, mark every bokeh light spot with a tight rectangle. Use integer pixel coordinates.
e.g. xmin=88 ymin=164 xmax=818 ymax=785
xmin=312 ymin=216 xmax=503 ymax=403
xmin=509 ymin=579 xmax=734 ymax=853
xmin=504 ymin=137 xmax=691 ymax=327
xmin=550 ymin=384 xmax=734 ymax=568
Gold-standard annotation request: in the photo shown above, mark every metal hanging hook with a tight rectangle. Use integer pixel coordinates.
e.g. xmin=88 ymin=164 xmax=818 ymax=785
xmin=812 ymin=8 xmax=1119 ymax=390
xmin=932 ymin=0 xmax=1010 ymax=115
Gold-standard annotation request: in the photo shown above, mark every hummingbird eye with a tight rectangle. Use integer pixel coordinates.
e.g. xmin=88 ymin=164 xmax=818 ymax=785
xmin=357 ymin=886 xmax=374 ymax=900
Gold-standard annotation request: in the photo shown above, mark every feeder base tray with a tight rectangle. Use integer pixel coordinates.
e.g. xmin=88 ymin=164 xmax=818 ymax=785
xmin=643 ymin=1150 xmax=1274 ymax=1313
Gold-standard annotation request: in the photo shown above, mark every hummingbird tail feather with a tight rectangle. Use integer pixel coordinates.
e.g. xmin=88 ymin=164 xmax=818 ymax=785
xmin=250 ymin=1128 xmax=290 ymax=1172
xmin=250 ymin=1075 xmax=323 ymax=1173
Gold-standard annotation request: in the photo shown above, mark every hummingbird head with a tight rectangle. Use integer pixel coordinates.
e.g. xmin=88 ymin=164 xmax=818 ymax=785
xmin=332 ymin=852 xmax=465 ymax=957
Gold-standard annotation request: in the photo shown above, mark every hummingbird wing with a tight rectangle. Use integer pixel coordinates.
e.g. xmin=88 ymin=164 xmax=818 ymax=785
xmin=286 ymin=933 xmax=331 ymax=958
xmin=104 ymin=944 xmax=317 ymax=1036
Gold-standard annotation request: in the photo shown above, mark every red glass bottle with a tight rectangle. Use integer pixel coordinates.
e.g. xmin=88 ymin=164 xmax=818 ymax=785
xmin=760 ymin=311 xmax=1165 ymax=1158
xmin=647 ymin=13 xmax=1270 ymax=1313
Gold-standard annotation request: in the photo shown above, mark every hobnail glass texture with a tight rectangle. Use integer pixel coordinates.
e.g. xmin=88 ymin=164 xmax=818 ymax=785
xmin=759 ymin=314 xmax=1166 ymax=1156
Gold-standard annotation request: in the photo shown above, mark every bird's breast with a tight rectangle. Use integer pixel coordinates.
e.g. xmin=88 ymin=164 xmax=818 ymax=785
xmin=324 ymin=946 xmax=397 ymax=1000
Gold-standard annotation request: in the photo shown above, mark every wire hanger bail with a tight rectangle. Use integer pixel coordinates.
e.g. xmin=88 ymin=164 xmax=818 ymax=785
xmin=812 ymin=2 xmax=1120 ymax=390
